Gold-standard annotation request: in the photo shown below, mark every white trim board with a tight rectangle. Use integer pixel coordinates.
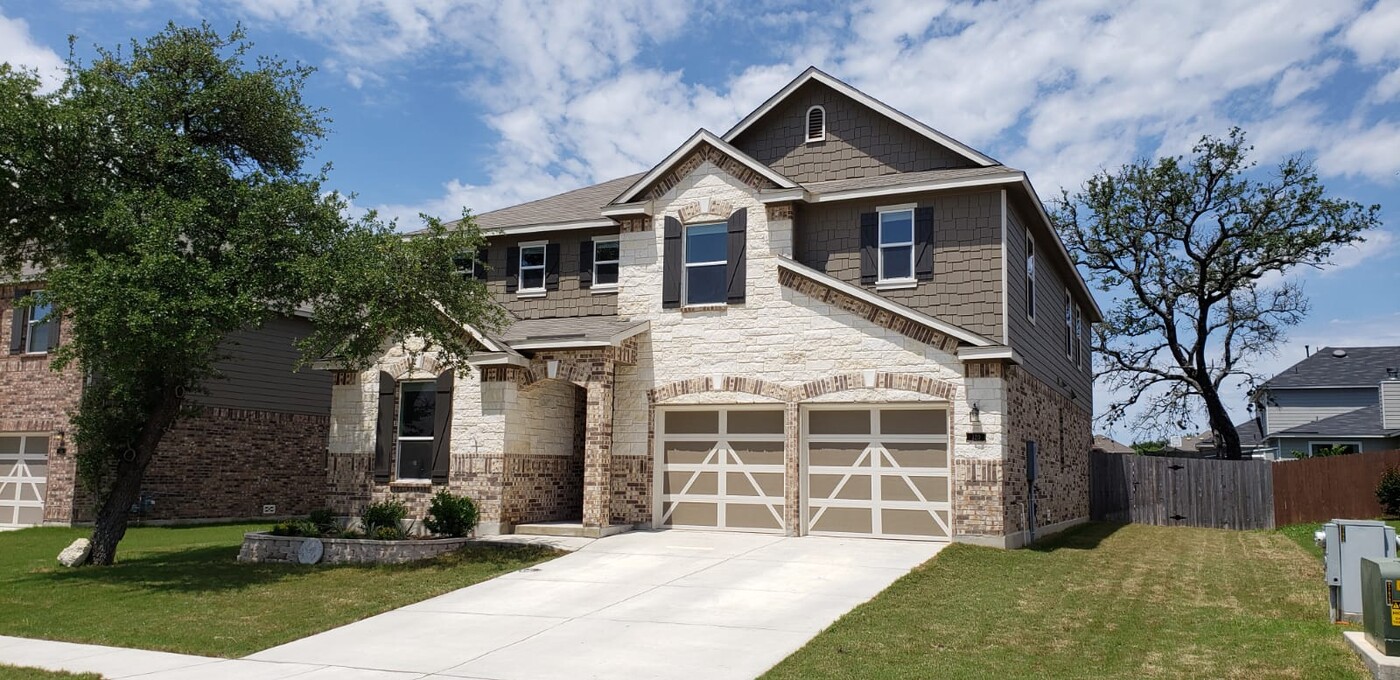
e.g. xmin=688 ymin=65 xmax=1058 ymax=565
xmin=721 ymin=67 xmax=997 ymax=168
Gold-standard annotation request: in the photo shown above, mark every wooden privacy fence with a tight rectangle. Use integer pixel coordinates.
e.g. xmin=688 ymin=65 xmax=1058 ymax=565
xmin=1090 ymin=450 xmax=1400 ymax=530
xmin=1089 ymin=452 xmax=1275 ymax=530
xmin=1273 ymin=450 xmax=1400 ymax=526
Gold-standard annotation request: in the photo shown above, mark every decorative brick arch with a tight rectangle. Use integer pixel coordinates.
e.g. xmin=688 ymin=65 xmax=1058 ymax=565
xmin=648 ymin=376 xmax=790 ymax=404
xmin=648 ymin=371 xmax=957 ymax=405
xmin=382 ymin=353 xmax=447 ymax=381
xmin=521 ymin=357 xmax=592 ymax=390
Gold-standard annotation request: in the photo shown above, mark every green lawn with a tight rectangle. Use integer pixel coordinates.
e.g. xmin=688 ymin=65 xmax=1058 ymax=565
xmin=0 ymin=666 xmax=100 ymax=680
xmin=764 ymin=523 xmax=1363 ymax=679
xmin=0 ymin=523 xmax=557 ymax=658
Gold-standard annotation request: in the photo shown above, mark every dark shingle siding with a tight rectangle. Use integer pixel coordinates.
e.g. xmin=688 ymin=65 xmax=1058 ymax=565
xmin=730 ymin=80 xmax=977 ymax=184
xmin=795 ymin=187 xmax=1002 ymax=341
xmin=484 ymin=228 xmax=618 ymax=320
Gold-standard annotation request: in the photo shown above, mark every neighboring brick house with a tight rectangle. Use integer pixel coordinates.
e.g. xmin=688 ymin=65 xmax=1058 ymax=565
xmin=0 ymin=278 xmax=332 ymax=527
xmin=325 ymin=68 xmax=1100 ymax=548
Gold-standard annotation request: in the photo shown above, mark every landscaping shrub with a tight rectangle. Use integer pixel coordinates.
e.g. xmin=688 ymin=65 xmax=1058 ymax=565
xmin=1378 ymin=465 xmax=1400 ymax=517
xmin=308 ymin=508 xmax=338 ymax=534
xmin=361 ymin=498 xmax=408 ymax=535
xmin=424 ymin=491 xmax=479 ymax=537
xmin=371 ymin=525 xmax=407 ymax=541
xmin=270 ymin=520 xmax=319 ymax=537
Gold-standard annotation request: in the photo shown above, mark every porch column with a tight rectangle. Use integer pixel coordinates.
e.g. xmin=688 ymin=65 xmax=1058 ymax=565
xmin=581 ymin=378 xmax=614 ymax=532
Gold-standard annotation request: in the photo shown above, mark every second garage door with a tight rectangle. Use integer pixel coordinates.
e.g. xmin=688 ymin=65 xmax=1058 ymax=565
xmin=656 ymin=407 xmax=786 ymax=533
xmin=802 ymin=406 xmax=951 ymax=540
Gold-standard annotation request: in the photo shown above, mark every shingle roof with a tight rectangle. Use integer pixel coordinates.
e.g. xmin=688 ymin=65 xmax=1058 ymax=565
xmin=1234 ymin=418 xmax=1265 ymax=448
xmin=497 ymin=315 xmax=648 ymax=348
xmin=1091 ymin=435 xmax=1133 ymax=454
xmin=1274 ymin=404 xmax=1400 ymax=438
xmin=800 ymin=166 xmax=1021 ymax=196
xmin=1262 ymin=346 xmax=1400 ymax=389
xmin=425 ymin=173 xmax=644 ymax=234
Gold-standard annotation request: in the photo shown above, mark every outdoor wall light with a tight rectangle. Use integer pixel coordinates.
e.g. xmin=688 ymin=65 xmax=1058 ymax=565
xmin=969 ymin=403 xmax=980 ymax=423
xmin=52 ymin=428 xmax=67 ymax=456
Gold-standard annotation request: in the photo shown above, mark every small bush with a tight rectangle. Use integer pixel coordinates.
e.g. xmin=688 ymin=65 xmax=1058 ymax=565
xmin=270 ymin=519 xmax=319 ymax=537
xmin=308 ymin=508 xmax=338 ymax=534
xmin=361 ymin=498 xmax=408 ymax=534
xmin=371 ymin=525 xmax=406 ymax=541
xmin=424 ymin=491 xmax=479 ymax=537
xmin=1378 ymin=466 xmax=1400 ymax=517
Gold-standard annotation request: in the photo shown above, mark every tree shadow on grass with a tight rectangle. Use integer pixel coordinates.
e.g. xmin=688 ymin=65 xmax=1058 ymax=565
xmin=1028 ymin=521 xmax=1125 ymax=553
xmin=22 ymin=542 xmax=560 ymax=595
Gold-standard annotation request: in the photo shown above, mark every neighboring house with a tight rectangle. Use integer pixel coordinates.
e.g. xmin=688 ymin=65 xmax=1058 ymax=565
xmin=1092 ymin=435 xmax=1133 ymax=455
xmin=322 ymin=68 xmax=1101 ymax=548
xmin=0 ymin=279 xmax=332 ymax=527
xmin=1246 ymin=346 xmax=1400 ymax=460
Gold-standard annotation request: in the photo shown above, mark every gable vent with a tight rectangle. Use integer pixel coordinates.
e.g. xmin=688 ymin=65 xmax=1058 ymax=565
xmin=805 ymin=105 xmax=826 ymax=143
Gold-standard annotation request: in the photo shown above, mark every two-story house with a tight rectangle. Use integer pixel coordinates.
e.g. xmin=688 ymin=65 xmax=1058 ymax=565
xmin=0 ymin=271 xmax=333 ymax=527
xmin=324 ymin=68 xmax=1100 ymax=548
xmin=1248 ymin=346 xmax=1400 ymax=460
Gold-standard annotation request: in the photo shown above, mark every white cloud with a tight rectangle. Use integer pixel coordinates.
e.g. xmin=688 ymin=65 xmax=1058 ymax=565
xmin=0 ymin=12 xmax=64 ymax=92
xmin=1342 ymin=0 xmax=1400 ymax=64
xmin=1321 ymin=228 xmax=1398 ymax=275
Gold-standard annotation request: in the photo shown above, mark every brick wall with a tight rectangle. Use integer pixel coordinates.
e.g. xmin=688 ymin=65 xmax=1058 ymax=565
xmin=1003 ymin=365 xmax=1091 ymax=534
xmin=139 ymin=407 xmax=329 ymax=520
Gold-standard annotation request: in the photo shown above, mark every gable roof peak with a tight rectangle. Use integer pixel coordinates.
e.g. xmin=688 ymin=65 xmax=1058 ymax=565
xmin=610 ymin=128 xmax=798 ymax=205
xmin=722 ymin=66 xmax=998 ymax=168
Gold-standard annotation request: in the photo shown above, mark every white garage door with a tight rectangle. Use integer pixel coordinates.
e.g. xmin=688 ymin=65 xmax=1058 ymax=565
xmin=803 ymin=406 xmax=951 ymax=539
xmin=0 ymin=435 xmax=49 ymax=527
xmin=656 ymin=407 xmax=786 ymax=533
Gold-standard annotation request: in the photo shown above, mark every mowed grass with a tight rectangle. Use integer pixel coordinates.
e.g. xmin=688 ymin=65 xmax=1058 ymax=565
xmin=764 ymin=523 xmax=1363 ymax=679
xmin=0 ymin=666 xmax=100 ymax=679
xmin=0 ymin=524 xmax=558 ymax=658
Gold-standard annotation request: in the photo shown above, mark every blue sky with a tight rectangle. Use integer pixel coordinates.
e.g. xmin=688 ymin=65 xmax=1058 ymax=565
xmin=3 ymin=0 xmax=1399 ymax=439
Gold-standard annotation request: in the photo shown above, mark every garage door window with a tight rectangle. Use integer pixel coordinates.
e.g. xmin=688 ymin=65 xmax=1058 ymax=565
xmin=658 ymin=408 xmax=786 ymax=532
xmin=805 ymin=407 xmax=951 ymax=539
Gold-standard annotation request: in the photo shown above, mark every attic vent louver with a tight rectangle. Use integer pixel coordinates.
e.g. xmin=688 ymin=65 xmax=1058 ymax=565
xmin=1333 ymin=349 xmax=1348 ymax=358
xmin=805 ymin=105 xmax=825 ymax=143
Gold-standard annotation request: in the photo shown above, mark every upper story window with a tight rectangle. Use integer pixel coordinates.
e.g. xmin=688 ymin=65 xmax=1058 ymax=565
xmin=805 ymin=106 xmax=826 ymax=143
xmin=518 ymin=242 xmax=547 ymax=293
xmin=878 ymin=207 xmax=915 ymax=284
xmin=1063 ymin=289 xmax=1073 ymax=359
xmin=453 ymin=250 xmax=487 ymax=281
xmin=8 ymin=290 xmax=56 ymax=356
xmin=397 ymin=381 xmax=436 ymax=481
xmin=684 ymin=222 xmax=727 ymax=305
xmin=1025 ymin=234 xmax=1037 ymax=322
xmin=1074 ymin=304 xmax=1084 ymax=367
xmin=593 ymin=238 xmax=620 ymax=288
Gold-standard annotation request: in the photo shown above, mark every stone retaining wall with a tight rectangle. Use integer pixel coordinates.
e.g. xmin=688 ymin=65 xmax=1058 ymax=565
xmin=237 ymin=532 xmax=474 ymax=565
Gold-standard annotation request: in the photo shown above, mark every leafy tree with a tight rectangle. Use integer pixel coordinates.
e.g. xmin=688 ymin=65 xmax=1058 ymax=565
xmin=1292 ymin=444 xmax=1354 ymax=459
xmin=1130 ymin=439 xmax=1168 ymax=456
xmin=1378 ymin=465 xmax=1400 ymax=517
xmin=0 ymin=24 xmax=500 ymax=564
xmin=1054 ymin=129 xmax=1380 ymax=460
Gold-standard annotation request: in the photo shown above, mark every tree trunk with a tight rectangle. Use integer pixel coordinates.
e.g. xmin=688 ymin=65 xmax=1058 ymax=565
xmin=86 ymin=384 xmax=185 ymax=566
xmin=1198 ymin=384 xmax=1243 ymax=460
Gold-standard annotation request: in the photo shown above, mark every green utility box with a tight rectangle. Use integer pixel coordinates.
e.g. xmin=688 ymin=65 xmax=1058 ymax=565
xmin=1362 ymin=558 xmax=1400 ymax=656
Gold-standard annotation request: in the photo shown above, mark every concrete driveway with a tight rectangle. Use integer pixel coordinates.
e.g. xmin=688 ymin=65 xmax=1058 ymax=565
xmin=242 ymin=530 xmax=945 ymax=680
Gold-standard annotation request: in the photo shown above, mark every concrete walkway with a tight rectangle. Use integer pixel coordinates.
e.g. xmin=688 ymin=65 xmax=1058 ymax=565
xmin=1 ymin=530 xmax=944 ymax=679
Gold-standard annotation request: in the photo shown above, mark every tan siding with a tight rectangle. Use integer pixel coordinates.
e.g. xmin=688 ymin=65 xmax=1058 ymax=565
xmin=1005 ymin=205 xmax=1093 ymax=406
xmin=793 ymin=188 xmax=1003 ymax=341
xmin=485 ymin=228 xmax=620 ymax=319
xmin=730 ymin=80 xmax=976 ymax=184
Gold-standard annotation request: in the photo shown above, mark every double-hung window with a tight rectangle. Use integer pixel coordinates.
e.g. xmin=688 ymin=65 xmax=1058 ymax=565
xmin=593 ymin=238 xmax=620 ymax=288
xmin=1025 ymin=235 xmax=1037 ymax=321
xmin=518 ymin=242 xmax=546 ymax=293
xmin=684 ymin=223 xmax=727 ymax=305
xmin=1064 ymin=289 xmax=1073 ymax=359
xmin=1073 ymin=305 xmax=1083 ymax=367
xmin=877 ymin=207 xmax=915 ymax=284
xmin=24 ymin=294 xmax=54 ymax=354
xmin=397 ymin=381 xmax=436 ymax=481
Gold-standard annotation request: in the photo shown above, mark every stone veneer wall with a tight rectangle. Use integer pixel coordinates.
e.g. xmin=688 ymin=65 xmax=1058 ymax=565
xmin=1003 ymin=364 xmax=1091 ymax=534
xmin=0 ymin=288 xmax=84 ymax=524
xmin=138 ymin=408 xmax=328 ymax=520
xmin=237 ymin=532 xmax=475 ymax=565
xmin=502 ymin=378 xmax=583 ymax=524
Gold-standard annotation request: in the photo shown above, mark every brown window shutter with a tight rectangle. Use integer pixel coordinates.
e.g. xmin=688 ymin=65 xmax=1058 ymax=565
xmin=914 ymin=206 xmax=934 ymax=281
xmin=662 ymin=216 xmax=683 ymax=308
xmin=859 ymin=214 xmax=878 ymax=284
xmin=726 ymin=208 xmax=747 ymax=303
xmin=578 ymin=241 xmax=594 ymax=289
xmin=545 ymin=243 xmax=561 ymax=291
xmin=8 ymin=289 xmax=29 ymax=354
xmin=473 ymin=248 xmax=488 ymax=281
xmin=505 ymin=246 xmax=520 ymax=293
xmin=430 ymin=369 xmax=453 ymax=483
xmin=374 ymin=371 xmax=395 ymax=482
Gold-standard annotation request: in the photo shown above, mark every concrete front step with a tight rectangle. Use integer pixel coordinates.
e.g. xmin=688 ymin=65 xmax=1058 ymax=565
xmin=514 ymin=521 xmax=633 ymax=539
